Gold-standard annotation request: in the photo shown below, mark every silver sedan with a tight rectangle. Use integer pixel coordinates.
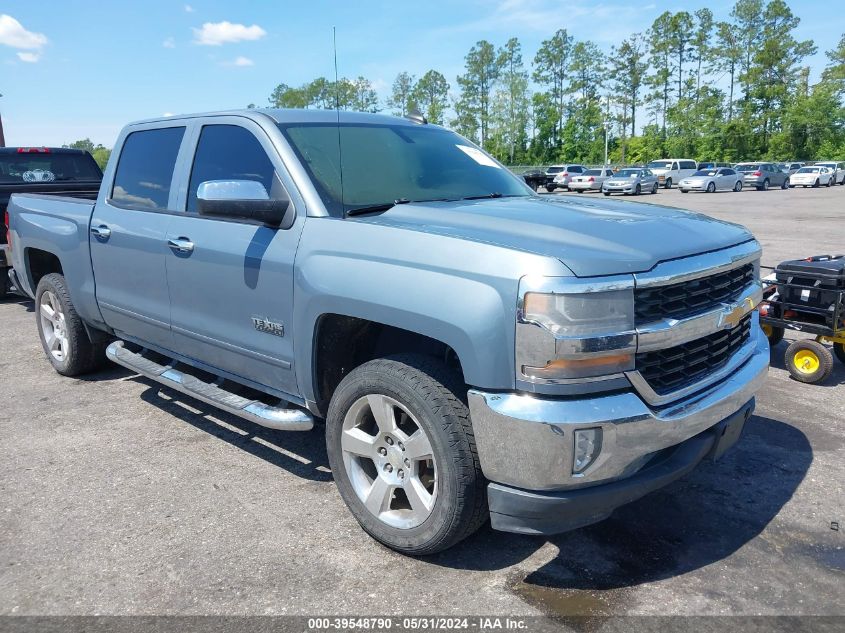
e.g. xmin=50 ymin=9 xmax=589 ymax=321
xmin=678 ymin=167 xmax=743 ymax=193
xmin=601 ymin=168 xmax=659 ymax=196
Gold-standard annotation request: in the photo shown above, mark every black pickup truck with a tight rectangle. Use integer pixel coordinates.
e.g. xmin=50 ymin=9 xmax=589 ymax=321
xmin=1 ymin=147 xmax=102 ymax=297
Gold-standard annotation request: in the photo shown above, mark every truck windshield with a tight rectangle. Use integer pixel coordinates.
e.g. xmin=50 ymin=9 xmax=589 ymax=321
xmin=0 ymin=153 xmax=102 ymax=183
xmin=277 ymin=123 xmax=530 ymax=216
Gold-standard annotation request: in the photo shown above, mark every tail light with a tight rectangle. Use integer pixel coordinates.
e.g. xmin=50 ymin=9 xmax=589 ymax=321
xmin=4 ymin=210 xmax=10 ymax=255
xmin=752 ymin=171 xmax=762 ymax=177
xmin=588 ymin=177 xmax=595 ymax=182
xmin=16 ymin=147 xmax=51 ymax=153
xmin=561 ymin=172 xmax=569 ymax=177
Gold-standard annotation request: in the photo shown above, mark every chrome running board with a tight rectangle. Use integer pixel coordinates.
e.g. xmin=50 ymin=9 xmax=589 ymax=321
xmin=106 ymin=340 xmax=314 ymax=431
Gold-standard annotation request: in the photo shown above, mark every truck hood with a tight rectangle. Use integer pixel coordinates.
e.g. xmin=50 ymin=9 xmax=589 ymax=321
xmin=355 ymin=196 xmax=753 ymax=277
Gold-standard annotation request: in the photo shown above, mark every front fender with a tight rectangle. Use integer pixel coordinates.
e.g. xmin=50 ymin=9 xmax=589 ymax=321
xmin=293 ymin=217 xmax=569 ymax=404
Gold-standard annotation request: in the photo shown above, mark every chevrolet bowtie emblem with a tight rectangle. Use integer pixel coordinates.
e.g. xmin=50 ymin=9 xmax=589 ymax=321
xmin=721 ymin=297 xmax=755 ymax=329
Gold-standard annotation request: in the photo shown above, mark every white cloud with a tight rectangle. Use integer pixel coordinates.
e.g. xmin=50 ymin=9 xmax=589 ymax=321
xmin=184 ymin=4 xmax=195 ymax=12
xmin=222 ymin=56 xmax=254 ymax=67
xmin=192 ymin=21 xmax=266 ymax=46
xmin=16 ymin=51 xmax=39 ymax=63
xmin=0 ymin=14 xmax=48 ymax=50
xmin=163 ymin=112 xmax=175 ymax=117
xmin=162 ymin=36 xmax=176 ymax=48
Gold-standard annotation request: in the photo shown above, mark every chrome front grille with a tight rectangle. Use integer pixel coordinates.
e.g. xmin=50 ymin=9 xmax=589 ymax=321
xmin=635 ymin=263 xmax=756 ymax=324
xmin=635 ymin=314 xmax=752 ymax=396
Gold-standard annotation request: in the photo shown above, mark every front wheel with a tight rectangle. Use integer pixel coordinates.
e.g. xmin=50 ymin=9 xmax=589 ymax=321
xmin=326 ymin=355 xmax=486 ymax=555
xmin=734 ymin=180 xmax=743 ymax=192
xmin=651 ymin=183 xmax=658 ymax=194
xmin=635 ymin=184 xmax=641 ymax=195
xmin=781 ymin=179 xmax=789 ymax=189
xmin=35 ymin=273 xmax=107 ymax=376
xmin=761 ymin=179 xmax=770 ymax=191
xmin=664 ymin=178 xmax=672 ymax=189
xmin=707 ymin=182 xmax=716 ymax=193
xmin=813 ymin=179 xmax=820 ymax=188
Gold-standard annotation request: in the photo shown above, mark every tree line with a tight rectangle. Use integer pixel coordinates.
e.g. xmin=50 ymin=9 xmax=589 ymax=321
xmin=265 ymin=0 xmax=845 ymax=165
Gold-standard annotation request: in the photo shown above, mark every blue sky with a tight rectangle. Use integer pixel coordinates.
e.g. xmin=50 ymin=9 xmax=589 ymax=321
xmin=1 ymin=0 xmax=840 ymax=147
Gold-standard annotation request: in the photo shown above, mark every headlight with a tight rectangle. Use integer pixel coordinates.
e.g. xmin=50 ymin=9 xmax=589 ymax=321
xmin=517 ymin=284 xmax=636 ymax=382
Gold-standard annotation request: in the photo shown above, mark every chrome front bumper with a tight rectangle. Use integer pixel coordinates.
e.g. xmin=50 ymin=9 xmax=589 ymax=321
xmin=469 ymin=322 xmax=769 ymax=491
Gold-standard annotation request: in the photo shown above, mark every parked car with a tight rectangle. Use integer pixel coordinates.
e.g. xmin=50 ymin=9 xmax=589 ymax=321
xmin=568 ymin=167 xmax=615 ymax=192
xmin=679 ymin=167 xmax=743 ymax=193
xmin=7 ymin=109 xmax=768 ymax=555
xmin=646 ymin=158 xmax=698 ymax=189
xmin=1 ymin=147 xmax=103 ymax=298
xmin=601 ymin=168 xmax=659 ymax=195
xmin=789 ymin=165 xmax=835 ymax=188
xmin=548 ymin=164 xmax=587 ymax=191
xmin=520 ymin=168 xmax=546 ymax=191
xmin=776 ymin=162 xmax=803 ymax=176
xmin=697 ymin=161 xmax=731 ymax=170
xmin=813 ymin=161 xmax=845 ymax=185
xmin=734 ymin=162 xmax=789 ymax=190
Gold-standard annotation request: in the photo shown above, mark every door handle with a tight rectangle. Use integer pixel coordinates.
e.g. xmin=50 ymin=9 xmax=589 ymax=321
xmin=90 ymin=225 xmax=111 ymax=239
xmin=167 ymin=237 xmax=195 ymax=253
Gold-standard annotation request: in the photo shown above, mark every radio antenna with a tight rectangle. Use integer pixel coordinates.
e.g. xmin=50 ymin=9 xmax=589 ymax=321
xmin=333 ymin=26 xmax=345 ymax=215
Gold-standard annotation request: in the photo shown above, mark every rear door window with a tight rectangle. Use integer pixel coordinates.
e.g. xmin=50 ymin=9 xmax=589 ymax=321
xmin=111 ymin=127 xmax=185 ymax=210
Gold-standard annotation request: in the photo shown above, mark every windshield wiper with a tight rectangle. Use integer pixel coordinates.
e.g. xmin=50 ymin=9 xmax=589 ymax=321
xmin=461 ymin=192 xmax=504 ymax=200
xmin=346 ymin=198 xmax=412 ymax=217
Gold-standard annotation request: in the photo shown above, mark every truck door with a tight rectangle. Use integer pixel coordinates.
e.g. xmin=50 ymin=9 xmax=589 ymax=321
xmin=89 ymin=124 xmax=186 ymax=349
xmin=164 ymin=120 xmax=304 ymax=397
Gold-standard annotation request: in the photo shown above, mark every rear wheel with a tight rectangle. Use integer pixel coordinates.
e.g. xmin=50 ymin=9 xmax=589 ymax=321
xmin=664 ymin=178 xmax=672 ymax=189
xmin=635 ymin=184 xmax=641 ymax=195
xmin=545 ymin=185 xmax=556 ymax=193
xmin=707 ymin=182 xmax=716 ymax=193
xmin=734 ymin=180 xmax=743 ymax=192
xmin=35 ymin=273 xmax=107 ymax=376
xmin=326 ymin=355 xmax=486 ymax=555
xmin=761 ymin=179 xmax=770 ymax=191
xmin=651 ymin=183 xmax=658 ymax=194
xmin=785 ymin=340 xmax=833 ymax=384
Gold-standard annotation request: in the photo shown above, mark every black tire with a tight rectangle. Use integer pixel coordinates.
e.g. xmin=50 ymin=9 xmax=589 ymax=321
xmin=826 ymin=177 xmax=832 ymax=187
xmin=734 ymin=180 xmax=743 ymax=192
xmin=0 ymin=269 xmax=9 ymax=299
xmin=813 ymin=179 xmax=819 ymax=188
xmin=545 ymin=185 xmax=556 ymax=193
xmin=833 ymin=342 xmax=845 ymax=364
xmin=326 ymin=354 xmax=487 ymax=555
xmin=680 ymin=189 xmax=688 ymax=193
xmin=603 ymin=191 xmax=610 ymax=196
xmin=785 ymin=340 xmax=834 ymax=384
xmin=762 ymin=179 xmax=769 ymax=191
xmin=35 ymin=273 xmax=107 ymax=376
xmin=575 ymin=189 xmax=583 ymax=193
xmin=664 ymin=178 xmax=672 ymax=189
xmin=651 ymin=183 xmax=658 ymax=194
xmin=635 ymin=184 xmax=641 ymax=195
xmin=707 ymin=182 xmax=716 ymax=193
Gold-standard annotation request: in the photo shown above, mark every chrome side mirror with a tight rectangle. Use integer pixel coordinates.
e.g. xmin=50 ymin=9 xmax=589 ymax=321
xmin=196 ymin=180 xmax=291 ymax=227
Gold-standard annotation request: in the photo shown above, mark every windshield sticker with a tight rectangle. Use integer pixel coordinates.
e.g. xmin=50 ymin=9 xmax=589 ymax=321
xmin=23 ymin=169 xmax=56 ymax=183
xmin=456 ymin=145 xmax=500 ymax=168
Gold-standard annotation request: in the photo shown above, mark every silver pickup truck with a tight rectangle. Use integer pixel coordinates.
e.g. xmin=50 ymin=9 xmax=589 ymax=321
xmin=6 ymin=109 xmax=768 ymax=555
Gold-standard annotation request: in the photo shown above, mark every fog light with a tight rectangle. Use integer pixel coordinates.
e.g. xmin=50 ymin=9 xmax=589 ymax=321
xmin=573 ymin=428 xmax=602 ymax=474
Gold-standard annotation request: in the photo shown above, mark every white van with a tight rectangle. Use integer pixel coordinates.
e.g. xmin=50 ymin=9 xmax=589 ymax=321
xmin=646 ymin=159 xmax=698 ymax=189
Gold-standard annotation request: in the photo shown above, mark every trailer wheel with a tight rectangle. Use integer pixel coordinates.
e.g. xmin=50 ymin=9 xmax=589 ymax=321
xmin=761 ymin=324 xmax=784 ymax=346
xmin=834 ymin=342 xmax=845 ymax=365
xmin=785 ymin=340 xmax=833 ymax=384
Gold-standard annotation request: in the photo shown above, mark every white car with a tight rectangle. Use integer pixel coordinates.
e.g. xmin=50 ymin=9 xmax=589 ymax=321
xmin=789 ymin=166 xmax=834 ymax=188
xmin=646 ymin=158 xmax=698 ymax=189
xmin=568 ymin=167 xmax=615 ymax=192
xmin=813 ymin=161 xmax=845 ymax=185
xmin=548 ymin=164 xmax=587 ymax=191
xmin=679 ymin=167 xmax=743 ymax=193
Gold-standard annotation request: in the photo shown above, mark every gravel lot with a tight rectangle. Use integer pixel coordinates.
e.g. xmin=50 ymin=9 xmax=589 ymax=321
xmin=1 ymin=185 xmax=843 ymax=628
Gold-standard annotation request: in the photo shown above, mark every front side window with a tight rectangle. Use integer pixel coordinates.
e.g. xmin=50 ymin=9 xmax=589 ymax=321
xmin=111 ymin=127 xmax=185 ymax=210
xmin=278 ymin=123 xmax=529 ymax=216
xmin=187 ymin=125 xmax=279 ymax=214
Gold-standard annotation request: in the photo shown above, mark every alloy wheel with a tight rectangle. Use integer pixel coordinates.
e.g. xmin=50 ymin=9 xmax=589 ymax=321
xmin=39 ymin=290 xmax=68 ymax=362
xmin=341 ymin=394 xmax=437 ymax=529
